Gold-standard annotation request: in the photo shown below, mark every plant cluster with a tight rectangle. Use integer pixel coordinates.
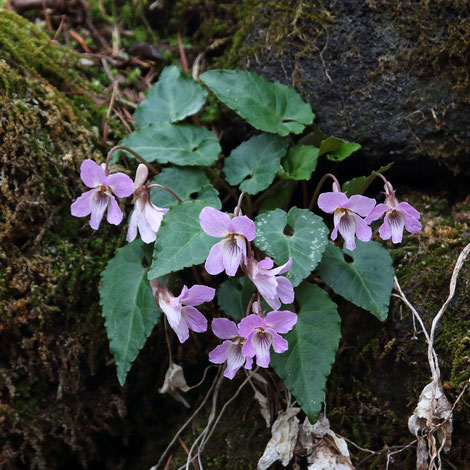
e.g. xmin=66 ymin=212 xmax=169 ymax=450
xmin=70 ymin=65 xmax=421 ymax=423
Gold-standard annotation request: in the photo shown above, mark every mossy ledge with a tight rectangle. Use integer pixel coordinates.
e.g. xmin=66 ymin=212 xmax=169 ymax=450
xmin=0 ymin=11 xmax=128 ymax=468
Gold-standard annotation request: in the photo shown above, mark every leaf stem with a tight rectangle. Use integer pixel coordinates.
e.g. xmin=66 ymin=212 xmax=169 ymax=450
xmin=308 ymin=173 xmax=341 ymax=211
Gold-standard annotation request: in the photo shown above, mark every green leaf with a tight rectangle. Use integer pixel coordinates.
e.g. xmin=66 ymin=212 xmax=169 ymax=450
xmin=200 ymin=69 xmax=315 ymax=136
xmin=317 ymin=241 xmax=394 ymax=321
xmin=318 ymin=136 xmax=361 ymax=162
xmin=148 ymin=200 xmax=219 ymax=279
xmin=133 ymin=65 xmax=208 ymax=127
xmin=280 ymin=145 xmax=319 ymax=180
xmin=100 ymin=240 xmax=161 ymax=386
xmin=120 ymin=122 xmax=221 ymax=166
xmin=216 ymin=277 xmax=256 ymax=322
xmin=271 ymin=283 xmax=341 ymax=422
xmin=224 ymin=133 xmax=289 ymax=195
xmin=342 ymin=163 xmax=393 ymax=196
xmin=254 ymin=208 xmax=329 ymax=287
xmin=150 ymin=167 xmax=220 ymax=209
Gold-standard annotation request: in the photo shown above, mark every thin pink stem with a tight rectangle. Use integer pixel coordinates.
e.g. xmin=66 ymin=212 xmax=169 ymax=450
xmin=104 ymin=145 xmax=159 ymax=176
xmin=146 ymin=184 xmax=182 ymax=202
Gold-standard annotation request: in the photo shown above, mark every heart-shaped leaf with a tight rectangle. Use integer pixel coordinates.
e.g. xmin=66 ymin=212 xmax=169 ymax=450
xmin=120 ymin=122 xmax=221 ymax=166
xmin=254 ymin=208 xmax=329 ymax=287
xmin=280 ymin=145 xmax=319 ymax=180
xmin=200 ymin=69 xmax=315 ymax=136
xmin=224 ymin=133 xmax=289 ymax=195
xmin=100 ymin=240 xmax=161 ymax=385
xmin=271 ymin=283 xmax=341 ymax=422
xmin=148 ymin=200 xmax=219 ymax=279
xmin=150 ymin=167 xmax=220 ymax=209
xmin=317 ymin=241 xmax=394 ymax=321
xmin=133 ymin=65 xmax=208 ymax=127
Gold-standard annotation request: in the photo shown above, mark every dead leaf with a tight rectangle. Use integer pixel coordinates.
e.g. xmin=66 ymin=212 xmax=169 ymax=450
xmin=159 ymin=361 xmax=190 ymax=408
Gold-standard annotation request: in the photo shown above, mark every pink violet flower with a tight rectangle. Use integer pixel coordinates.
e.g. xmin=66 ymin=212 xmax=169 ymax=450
xmin=246 ymin=257 xmax=294 ymax=310
xmin=318 ymin=192 xmax=376 ymax=250
xmin=239 ymin=311 xmax=298 ymax=368
xmin=208 ymin=318 xmax=253 ymax=379
xmin=126 ymin=164 xmax=168 ymax=244
xmin=156 ymin=284 xmax=215 ymax=343
xmin=365 ymin=185 xmax=421 ymax=243
xmin=199 ymin=206 xmax=256 ymax=277
xmin=71 ymin=159 xmax=134 ymax=230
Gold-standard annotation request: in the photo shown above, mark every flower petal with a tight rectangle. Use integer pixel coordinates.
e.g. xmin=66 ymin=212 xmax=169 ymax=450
xmin=241 ymin=331 xmax=256 ymax=357
xmin=137 ymin=210 xmax=157 ymax=243
xmin=238 ymin=314 xmax=265 ymax=338
xmin=171 ymin=317 xmax=190 ymax=343
xmin=107 ymin=172 xmax=134 ymax=198
xmin=204 ymin=241 xmax=225 ymax=275
xmin=251 ymin=332 xmax=272 ymax=368
xmin=199 ymin=207 xmax=231 ymax=237
xmin=244 ymin=356 xmax=253 ymax=370
xmin=403 ymin=213 xmax=422 ymax=234
xmin=396 ymin=202 xmax=420 ymax=220
xmin=80 ymin=159 xmax=106 ymax=188
xmin=224 ymin=343 xmax=246 ymax=379
xmin=365 ymin=203 xmax=390 ymax=224
xmin=344 ymin=194 xmax=376 ymax=217
xmin=181 ymin=285 xmax=215 ymax=306
xmin=158 ymin=294 xmax=182 ymax=329
xmin=134 ymin=164 xmax=148 ymax=188
xmin=231 ymin=215 xmax=256 ymax=241
xmin=126 ymin=207 xmax=140 ymax=242
xmin=211 ymin=318 xmax=239 ymax=340
xmin=276 ymin=276 xmax=295 ymax=305
xmin=353 ymin=214 xmax=372 ymax=243
xmin=318 ymin=192 xmax=349 ymax=213
xmin=387 ymin=211 xmax=405 ymax=243
xmin=221 ymin=238 xmax=243 ymax=277
xmin=70 ymin=189 xmax=95 ymax=217
xmin=268 ymin=329 xmax=289 ymax=353
xmin=182 ymin=306 xmax=207 ymax=333
xmin=265 ymin=310 xmax=297 ymax=333
xmin=106 ymin=195 xmax=124 ymax=226
xmin=257 ymin=257 xmax=274 ymax=270
xmin=337 ymin=213 xmax=357 ymax=250
xmin=265 ymin=257 xmax=292 ymax=276
xmin=378 ymin=218 xmax=392 ymax=241
xmin=208 ymin=341 xmax=231 ymax=364
xmin=89 ymin=192 xmax=109 ymax=230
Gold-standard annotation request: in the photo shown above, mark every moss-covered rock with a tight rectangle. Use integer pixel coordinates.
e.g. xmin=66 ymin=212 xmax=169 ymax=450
xmin=0 ymin=11 xmax=129 ymax=468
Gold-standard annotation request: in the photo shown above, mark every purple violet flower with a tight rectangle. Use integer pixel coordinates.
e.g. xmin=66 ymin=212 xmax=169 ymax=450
xmin=156 ymin=284 xmax=215 ymax=343
xmin=208 ymin=318 xmax=253 ymax=379
xmin=126 ymin=164 xmax=168 ymax=244
xmin=365 ymin=185 xmax=421 ymax=243
xmin=71 ymin=159 xmax=134 ymax=230
xmin=318 ymin=192 xmax=376 ymax=250
xmin=199 ymin=206 xmax=256 ymax=276
xmin=246 ymin=257 xmax=294 ymax=310
xmin=239 ymin=311 xmax=298 ymax=368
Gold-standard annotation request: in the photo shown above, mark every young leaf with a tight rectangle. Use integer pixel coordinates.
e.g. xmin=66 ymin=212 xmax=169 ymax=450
xmin=318 ymin=136 xmax=361 ymax=162
xmin=254 ymin=208 xmax=329 ymax=287
xmin=100 ymin=240 xmax=161 ymax=386
xmin=200 ymin=69 xmax=315 ymax=136
xmin=271 ymin=283 xmax=341 ymax=422
xmin=280 ymin=145 xmax=319 ymax=180
xmin=342 ymin=163 xmax=393 ymax=196
xmin=150 ymin=167 xmax=220 ymax=209
xmin=148 ymin=200 xmax=219 ymax=279
xmin=224 ymin=133 xmax=289 ymax=195
xmin=120 ymin=122 xmax=221 ymax=167
xmin=317 ymin=241 xmax=394 ymax=321
xmin=216 ymin=277 xmax=256 ymax=322
xmin=133 ymin=65 xmax=208 ymax=127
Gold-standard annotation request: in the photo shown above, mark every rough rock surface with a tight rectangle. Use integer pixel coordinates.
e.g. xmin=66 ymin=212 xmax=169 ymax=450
xmin=237 ymin=0 xmax=470 ymax=177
